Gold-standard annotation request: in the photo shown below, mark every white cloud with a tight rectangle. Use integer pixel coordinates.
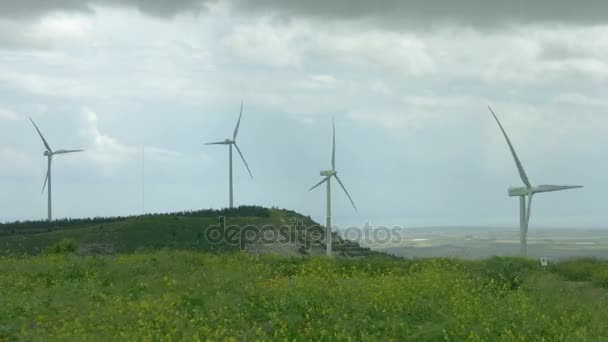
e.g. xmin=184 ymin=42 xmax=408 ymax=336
xmin=0 ymin=20 xmax=48 ymax=49
xmin=0 ymin=108 xmax=18 ymax=121
xmin=224 ymin=18 xmax=434 ymax=76
xmin=77 ymin=108 xmax=189 ymax=174
xmin=368 ymin=80 xmax=392 ymax=95
xmin=33 ymin=14 xmax=92 ymax=44
xmin=144 ymin=146 xmax=186 ymax=164
xmin=0 ymin=146 xmax=35 ymax=177
xmin=310 ymin=74 xmax=337 ymax=84
xmin=224 ymin=19 xmax=304 ymax=68
xmin=315 ymin=30 xmax=435 ymax=76
xmin=293 ymin=74 xmax=341 ymax=90
xmin=552 ymin=93 xmax=608 ymax=107
xmin=487 ymin=57 xmax=608 ymax=84
xmin=79 ymin=108 xmax=135 ymax=173
xmin=0 ymin=13 xmax=92 ymax=51
xmin=349 ymin=108 xmax=410 ymax=131
xmin=0 ymin=69 xmax=90 ymax=98
xmin=349 ymin=95 xmax=478 ymax=131
xmin=402 ymin=95 xmax=477 ymax=109
xmin=481 ymin=26 xmax=608 ymax=84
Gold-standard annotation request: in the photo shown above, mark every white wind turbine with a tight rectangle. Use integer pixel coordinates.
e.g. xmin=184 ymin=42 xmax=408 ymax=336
xmin=30 ymin=117 xmax=84 ymax=221
xmin=488 ymin=106 xmax=582 ymax=256
xmin=205 ymin=102 xmax=253 ymax=209
xmin=309 ymin=119 xmax=358 ymax=256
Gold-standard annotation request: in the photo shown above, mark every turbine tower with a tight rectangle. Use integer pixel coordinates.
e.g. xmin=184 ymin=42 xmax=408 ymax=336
xmin=309 ymin=119 xmax=358 ymax=256
xmin=205 ymin=102 xmax=253 ymax=209
xmin=488 ymin=106 xmax=582 ymax=256
xmin=30 ymin=117 xmax=84 ymax=221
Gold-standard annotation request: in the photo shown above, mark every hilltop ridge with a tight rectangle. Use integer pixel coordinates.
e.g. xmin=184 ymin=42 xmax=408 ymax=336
xmin=0 ymin=206 xmax=378 ymax=258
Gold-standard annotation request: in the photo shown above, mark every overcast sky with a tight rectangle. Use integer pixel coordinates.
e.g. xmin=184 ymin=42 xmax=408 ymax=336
xmin=1 ymin=0 xmax=607 ymax=229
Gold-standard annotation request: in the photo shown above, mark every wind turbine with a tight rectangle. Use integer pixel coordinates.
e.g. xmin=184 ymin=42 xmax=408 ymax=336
xmin=309 ymin=119 xmax=358 ymax=256
xmin=205 ymin=102 xmax=253 ymax=209
xmin=488 ymin=106 xmax=582 ymax=256
xmin=30 ymin=117 xmax=84 ymax=221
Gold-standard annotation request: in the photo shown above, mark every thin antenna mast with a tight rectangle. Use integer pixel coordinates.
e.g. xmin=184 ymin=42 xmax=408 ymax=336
xmin=142 ymin=145 xmax=145 ymax=215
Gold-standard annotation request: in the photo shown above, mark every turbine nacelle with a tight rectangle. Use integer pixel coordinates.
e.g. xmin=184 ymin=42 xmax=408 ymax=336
xmin=508 ymin=186 xmax=531 ymax=197
xmin=43 ymin=151 xmax=51 ymax=156
xmin=320 ymin=170 xmax=336 ymax=177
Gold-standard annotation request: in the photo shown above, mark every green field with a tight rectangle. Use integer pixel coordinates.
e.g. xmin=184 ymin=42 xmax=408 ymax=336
xmin=2 ymin=209 xmax=608 ymax=340
xmin=2 ymin=251 xmax=608 ymax=340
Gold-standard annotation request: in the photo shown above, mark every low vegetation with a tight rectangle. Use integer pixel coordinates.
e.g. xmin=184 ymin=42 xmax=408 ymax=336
xmin=1 ymin=252 xmax=608 ymax=340
xmin=1 ymin=208 xmax=607 ymax=340
xmin=0 ymin=207 xmax=378 ymax=259
xmin=0 ymin=207 xmax=318 ymax=256
xmin=0 ymin=206 xmax=272 ymax=236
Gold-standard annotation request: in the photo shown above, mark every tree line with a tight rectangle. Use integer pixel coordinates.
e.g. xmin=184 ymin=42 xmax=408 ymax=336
xmin=0 ymin=205 xmax=271 ymax=236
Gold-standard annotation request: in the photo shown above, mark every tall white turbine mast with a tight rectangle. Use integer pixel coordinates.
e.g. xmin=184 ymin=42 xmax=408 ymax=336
xmin=30 ymin=117 xmax=84 ymax=222
xmin=205 ymin=102 xmax=253 ymax=209
xmin=309 ymin=119 xmax=358 ymax=256
xmin=488 ymin=107 xmax=582 ymax=256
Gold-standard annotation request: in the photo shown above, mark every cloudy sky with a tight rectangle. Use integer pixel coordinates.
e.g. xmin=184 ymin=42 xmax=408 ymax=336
xmin=1 ymin=0 xmax=607 ymax=229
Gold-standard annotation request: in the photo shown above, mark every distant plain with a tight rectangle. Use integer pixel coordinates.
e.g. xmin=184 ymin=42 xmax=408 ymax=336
xmin=355 ymin=227 xmax=608 ymax=260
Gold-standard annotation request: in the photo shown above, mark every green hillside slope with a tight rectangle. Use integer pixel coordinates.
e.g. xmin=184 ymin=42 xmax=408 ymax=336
xmin=0 ymin=207 xmax=376 ymax=258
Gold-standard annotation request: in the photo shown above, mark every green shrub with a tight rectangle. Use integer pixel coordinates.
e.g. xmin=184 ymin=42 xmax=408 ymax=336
xmin=47 ymin=239 xmax=77 ymax=255
xmin=552 ymin=258 xmax=605 ymax=282
xmin=463 ymin=256 xmax=537 ymax=290
xmin=592 ymin=269 xmax=608 ymax=288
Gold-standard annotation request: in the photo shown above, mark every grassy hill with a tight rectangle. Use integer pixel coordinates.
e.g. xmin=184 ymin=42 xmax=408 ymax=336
xmin=0 ymin=206 xmax=376 ymax=258
xmin=3 ymin=207 xmax=608 ymax=340
xmin=1 ymin=252 xmax=608 ymax=340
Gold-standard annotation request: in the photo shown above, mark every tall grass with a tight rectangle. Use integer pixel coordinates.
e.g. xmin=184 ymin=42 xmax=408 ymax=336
xmin=1 ymin=252 xmax=607 ymax=340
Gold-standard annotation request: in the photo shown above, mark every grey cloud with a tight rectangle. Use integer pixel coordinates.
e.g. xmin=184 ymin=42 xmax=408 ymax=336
xmin=0 ymin=31 xmax=47 ymax=50
xmin=110 ymin=0 xmax=216 ymax=18
xmin=0 ymin=0 xmax=216 ymax=20
xmin=0 ymin=0 xmax=217 ymax=49
xmin=538 ymin=40 xmax=596 ymax=61
xmin=0 ymin=1 xmax=91 ymax=20
xmin=4 ymin=0 xmax=608 ymax=27
xmin=230 ymin=0 xmax=608 ymax=29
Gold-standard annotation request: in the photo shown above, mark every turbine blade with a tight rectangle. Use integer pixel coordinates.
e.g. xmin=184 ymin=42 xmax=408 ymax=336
xmin=41 ymin=168 xmax=49 ymax=194
xmin=54 ymin=149 xmax=84 ymax=154
xmin=488 ymin=106 xmax=532 ymax=188
xmin=533 ymin=185 xmax=583 ymax=194
xmin=234 ymin=143 xmax=253 ymax=178
xmin=233 ymin=101 xmax=243 ymax=140
xmin=308 ymin=177 xmax=328 ymax=191
xmin=332 ymin=118 xmax=336 ymax=170
xmin=29 ymin=117 xmax=52 ymax=152
xmin=335 ymin=174 xmax=358 ymax=212
xmin=205 ymin=141 xmax=228 ymax=145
